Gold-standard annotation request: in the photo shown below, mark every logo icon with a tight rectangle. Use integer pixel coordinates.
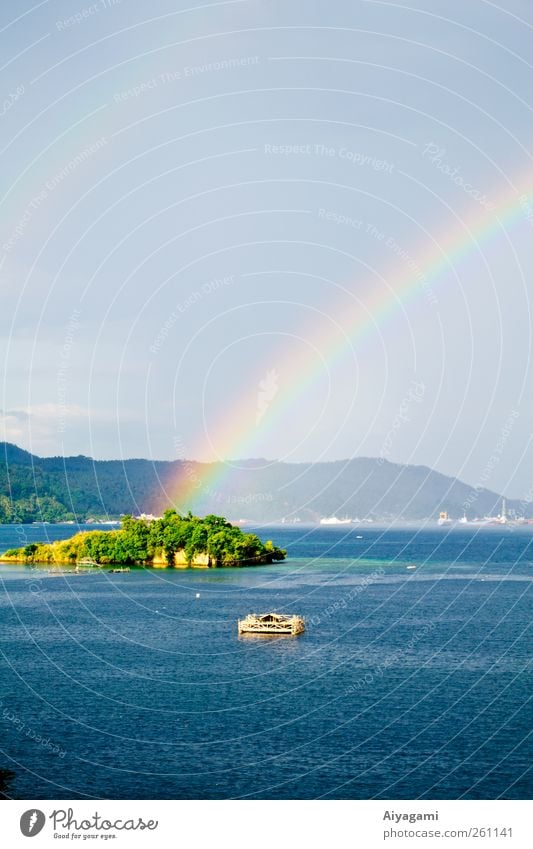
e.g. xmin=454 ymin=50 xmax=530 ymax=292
xmin=20 ymin=809 xmax=45 ymax=837
xmin=256 ymin=369 xmax=279 ymax=424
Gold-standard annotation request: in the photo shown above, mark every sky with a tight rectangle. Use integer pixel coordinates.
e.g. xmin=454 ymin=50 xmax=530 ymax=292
xmin=1 ymin=0 xmax=533 ymax=500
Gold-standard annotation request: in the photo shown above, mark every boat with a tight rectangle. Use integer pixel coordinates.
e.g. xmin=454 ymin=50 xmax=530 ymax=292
xmin=238 ymin=612 xmax=305 ymax=635
xmin=437 ymin=511 xmax=452 ymax=526
xmin=319 ymin=517 xmax=352 ymax=525
xmin=108 ymin=567 xmax=130 ymax=573
xmin=406 ymin=564 xmax=417 ymax=570
xmin=79 ymin=558 xmax=101 ymax=567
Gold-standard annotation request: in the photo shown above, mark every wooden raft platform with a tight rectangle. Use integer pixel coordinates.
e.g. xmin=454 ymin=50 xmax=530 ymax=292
xmin=238 ymin=612 xmax=305 ymax=635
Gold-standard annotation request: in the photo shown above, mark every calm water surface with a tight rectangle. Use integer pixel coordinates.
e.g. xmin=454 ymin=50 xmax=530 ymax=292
xmin=0 ymin=523 xmax=531 ymax=799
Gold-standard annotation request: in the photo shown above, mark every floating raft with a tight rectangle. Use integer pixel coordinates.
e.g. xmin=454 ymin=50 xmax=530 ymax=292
xmin=238 ymin=612 xmax=305 ymax=635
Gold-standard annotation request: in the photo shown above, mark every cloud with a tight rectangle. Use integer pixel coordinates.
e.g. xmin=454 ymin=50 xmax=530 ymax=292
xmin=0 ymin=409 xmax=31 ymax=443
xmin=0 ymin=404 xmax=116 ymax=454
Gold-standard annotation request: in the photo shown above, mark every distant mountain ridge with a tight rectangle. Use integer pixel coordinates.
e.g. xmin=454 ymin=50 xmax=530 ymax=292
xmin=0 ymin=442 xmax=524 ymax=524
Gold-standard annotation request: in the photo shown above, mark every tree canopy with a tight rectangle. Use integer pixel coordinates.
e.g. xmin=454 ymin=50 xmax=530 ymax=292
xmin=1 ymin=511 xmax=286 ymax=567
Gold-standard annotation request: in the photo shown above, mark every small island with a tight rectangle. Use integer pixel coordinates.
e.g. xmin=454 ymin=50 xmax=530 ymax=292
xmin=0 ymin=511 xmax=286 ymax=568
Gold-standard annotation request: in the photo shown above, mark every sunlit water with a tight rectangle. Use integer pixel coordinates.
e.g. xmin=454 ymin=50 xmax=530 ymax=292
xmin=0 ymin=523 xmax=531 ymax=799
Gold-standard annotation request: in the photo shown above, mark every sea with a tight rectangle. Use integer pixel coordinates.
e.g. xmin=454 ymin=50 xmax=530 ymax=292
xmin=0 ymin=522 xmax=531 ymax=800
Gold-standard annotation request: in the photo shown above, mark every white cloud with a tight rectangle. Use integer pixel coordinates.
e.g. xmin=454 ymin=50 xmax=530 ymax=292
xmin=0 ymin=404 xmax=130 ymax=455
xmin=0 ymin=409 xmax=31 ymax=443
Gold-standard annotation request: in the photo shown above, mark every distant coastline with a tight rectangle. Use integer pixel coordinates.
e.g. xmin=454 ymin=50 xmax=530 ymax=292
xmin=1 ymin=441 xmax=529 ymax=525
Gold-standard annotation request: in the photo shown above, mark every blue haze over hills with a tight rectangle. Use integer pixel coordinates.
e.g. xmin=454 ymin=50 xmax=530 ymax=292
xmin=0 ymin=441 xmax=526 ymax=523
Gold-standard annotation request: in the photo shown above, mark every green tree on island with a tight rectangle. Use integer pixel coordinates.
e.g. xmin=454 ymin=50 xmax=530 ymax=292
xmin=1 ymin=512 xmax=286 ymax=568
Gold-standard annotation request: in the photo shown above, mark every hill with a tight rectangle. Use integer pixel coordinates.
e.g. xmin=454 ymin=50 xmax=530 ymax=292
xmin=0 ymin=442 xmax=523 ymax=523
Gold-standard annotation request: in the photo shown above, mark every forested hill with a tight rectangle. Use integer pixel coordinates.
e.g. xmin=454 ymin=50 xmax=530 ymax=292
xmin=0 ymin=442 xmax=524 ymax=523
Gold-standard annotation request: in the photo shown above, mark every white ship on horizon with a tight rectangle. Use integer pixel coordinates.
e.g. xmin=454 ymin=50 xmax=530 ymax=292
xmin=319 ymin=517 xmax=352 ymax=525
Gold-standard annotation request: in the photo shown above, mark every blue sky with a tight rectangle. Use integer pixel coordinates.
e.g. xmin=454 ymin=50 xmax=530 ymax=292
xmin=1 ymin=0 xmax=533 ymax=500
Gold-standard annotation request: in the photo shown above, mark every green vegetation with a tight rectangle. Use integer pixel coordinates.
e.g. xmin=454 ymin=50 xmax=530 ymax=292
xmin=1 ymin=440 xmax=520 ymax=523
xmin=0 ymin=511 xmax=286 ymax=568
xmin=0 ymin=492 xmax=75 ymax=523
xmin=0 ymin=443 xmax=162 ymax=522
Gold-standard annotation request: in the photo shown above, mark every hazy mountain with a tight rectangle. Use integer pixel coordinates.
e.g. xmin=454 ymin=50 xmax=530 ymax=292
xmin=0 ymin=442 xmax=522 ymax=524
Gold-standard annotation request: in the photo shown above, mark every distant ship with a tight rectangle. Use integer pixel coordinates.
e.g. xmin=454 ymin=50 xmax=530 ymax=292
xmin=437 ymin=511 xmax=452 ymax=526
xmin=499 ymin=499 xmax=508 ymax=524
xmin=484 ymin=499 xmax=509 ymax=525
xmin=319 ymin=517 xmax=352 ymax=525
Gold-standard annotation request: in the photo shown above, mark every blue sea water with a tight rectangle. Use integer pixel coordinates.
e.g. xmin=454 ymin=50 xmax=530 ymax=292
xmin=0 ymin=523 xmax=531 ymax=800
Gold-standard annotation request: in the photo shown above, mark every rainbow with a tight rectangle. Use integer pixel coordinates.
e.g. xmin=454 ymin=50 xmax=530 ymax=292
xmin=164 ymin=176 xmax=531 ymax=513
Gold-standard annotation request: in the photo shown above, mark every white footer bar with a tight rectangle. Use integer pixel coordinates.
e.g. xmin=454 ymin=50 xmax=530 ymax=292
xmin=1 ymin=799 xmax=530 ymax=848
